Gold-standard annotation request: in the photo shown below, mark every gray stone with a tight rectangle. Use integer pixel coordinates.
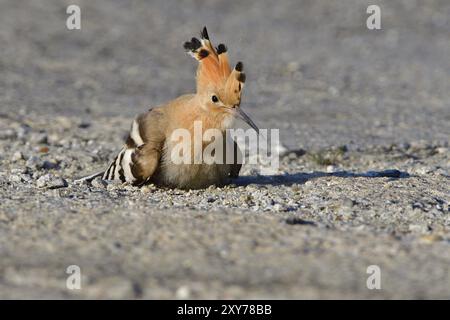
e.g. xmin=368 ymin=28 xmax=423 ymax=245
xmin=11 ymin=151 xmax=24 ymax=162
xmin=26 ymin=156 xmax=43 ymax=170
xmin=8 ymin=175 xmax=22 ymax=183
xmin=91 ymin=177 xmax=107 ymax=188
xmin=0 ymin=129 xmax=16 ymax=140
xmin=36 ymin=174 xmax=67 ymax=189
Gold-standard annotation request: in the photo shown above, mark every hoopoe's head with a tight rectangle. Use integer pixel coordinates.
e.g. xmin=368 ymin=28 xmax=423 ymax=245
xmin=184 ymin=27 xmax=258 ymax=132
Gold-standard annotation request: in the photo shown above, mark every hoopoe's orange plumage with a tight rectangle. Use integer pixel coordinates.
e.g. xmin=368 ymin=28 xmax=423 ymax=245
xmin=77 ymin=27 xmax=258 ymax=189
xmin=183 ymin=27 xmax=245 ymax=107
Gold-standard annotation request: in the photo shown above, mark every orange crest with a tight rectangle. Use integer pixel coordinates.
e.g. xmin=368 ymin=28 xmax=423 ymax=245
xmin=184 ymin=27 xmax=246 ymax=106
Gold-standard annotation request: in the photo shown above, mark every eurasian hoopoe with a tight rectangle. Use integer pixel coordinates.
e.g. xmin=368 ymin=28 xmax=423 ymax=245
xmin=77 ymin=27 xmax=258 ymax=189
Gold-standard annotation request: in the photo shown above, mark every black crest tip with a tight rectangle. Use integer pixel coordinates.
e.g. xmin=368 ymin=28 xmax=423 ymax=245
xmin=183 ymin=41 xmax=192 ymax=51
xmin=237 ymin=72 xmax=246 ymax=83
xmin=191 ymin=37 xmax=201 ymax=50
xmin=235 ymin=61 xmax=243 ymax=72
xmin=183 ymin=37 xmax=202 ymax=51
xmin=217 ymin=44 xmax=227 ymax=54
xmin=201 ymin=26 xmax=209 ymax=40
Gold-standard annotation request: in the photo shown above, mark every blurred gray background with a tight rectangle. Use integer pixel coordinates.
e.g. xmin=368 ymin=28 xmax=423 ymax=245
xmin=1 ymin=0 xmax=449 ymax=149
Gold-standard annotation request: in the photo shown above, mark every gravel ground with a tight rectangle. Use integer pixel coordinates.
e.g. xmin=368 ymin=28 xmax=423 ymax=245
xmin=0 ymin=0 xmax=449 ymax=299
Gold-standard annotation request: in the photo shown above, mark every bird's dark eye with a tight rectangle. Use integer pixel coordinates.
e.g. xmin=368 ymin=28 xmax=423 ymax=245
xmin=211 ymin=95 xmax=219 ymax=103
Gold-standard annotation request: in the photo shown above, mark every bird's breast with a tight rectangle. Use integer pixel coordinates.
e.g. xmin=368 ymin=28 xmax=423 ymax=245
xmin=152 ymin=134 xmax=234 ymax=189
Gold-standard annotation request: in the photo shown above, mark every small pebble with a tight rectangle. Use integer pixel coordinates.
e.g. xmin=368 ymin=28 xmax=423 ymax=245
xmin=11 ymin=168 xmax=27 ymax=174
xmin=9 ymin=175 xmax=22 ymax=183
xmin=285 ymin=216 xmax=315 ymax=226
xmin=42 ymin=160 xmax=58 ymax=170
xmin=30 ymin=133 xmax=48 ymax=144
xmin=11 ymin=151 xmax=24 ymax=162
xmin=37 ymin=174 xmax=68 ymax=189
xmin=0 ymin=129 xmax=16 ymax=140
xmin=175 ymin=286 xmax=191 ymax=299
xmin=91 ymin=177 xmax=107 ymax=189
xmin=26 ymin=156 xmax=43 ymax=170
xmin=342 ymin=198 xmax=356 ymax=208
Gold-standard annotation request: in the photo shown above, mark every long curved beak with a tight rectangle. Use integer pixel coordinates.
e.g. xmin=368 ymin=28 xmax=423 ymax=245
xmin=235 ymin=108 xmax=259 ymax=134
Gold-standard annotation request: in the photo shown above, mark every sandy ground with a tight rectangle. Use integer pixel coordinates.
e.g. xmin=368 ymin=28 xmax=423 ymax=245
xmin=0 ymin=0 xmax=449 ymax=299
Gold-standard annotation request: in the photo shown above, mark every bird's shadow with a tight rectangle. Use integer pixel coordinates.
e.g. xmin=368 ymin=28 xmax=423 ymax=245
xmin=233 ymin=169 xmax=410 ymax=187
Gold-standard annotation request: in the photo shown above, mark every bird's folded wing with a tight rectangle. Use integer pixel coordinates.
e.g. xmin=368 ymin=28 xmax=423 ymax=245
xmin=129 ymin=108 xmax=167 ymax=185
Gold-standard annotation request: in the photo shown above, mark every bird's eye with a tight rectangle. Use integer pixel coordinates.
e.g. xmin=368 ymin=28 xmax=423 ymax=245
xmin=211 ymin=95 xmax=219 ymax=103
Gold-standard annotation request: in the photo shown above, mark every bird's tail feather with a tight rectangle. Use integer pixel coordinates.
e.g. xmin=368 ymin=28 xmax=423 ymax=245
xmin=74 ymin=170 xmax=105 ymax=183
